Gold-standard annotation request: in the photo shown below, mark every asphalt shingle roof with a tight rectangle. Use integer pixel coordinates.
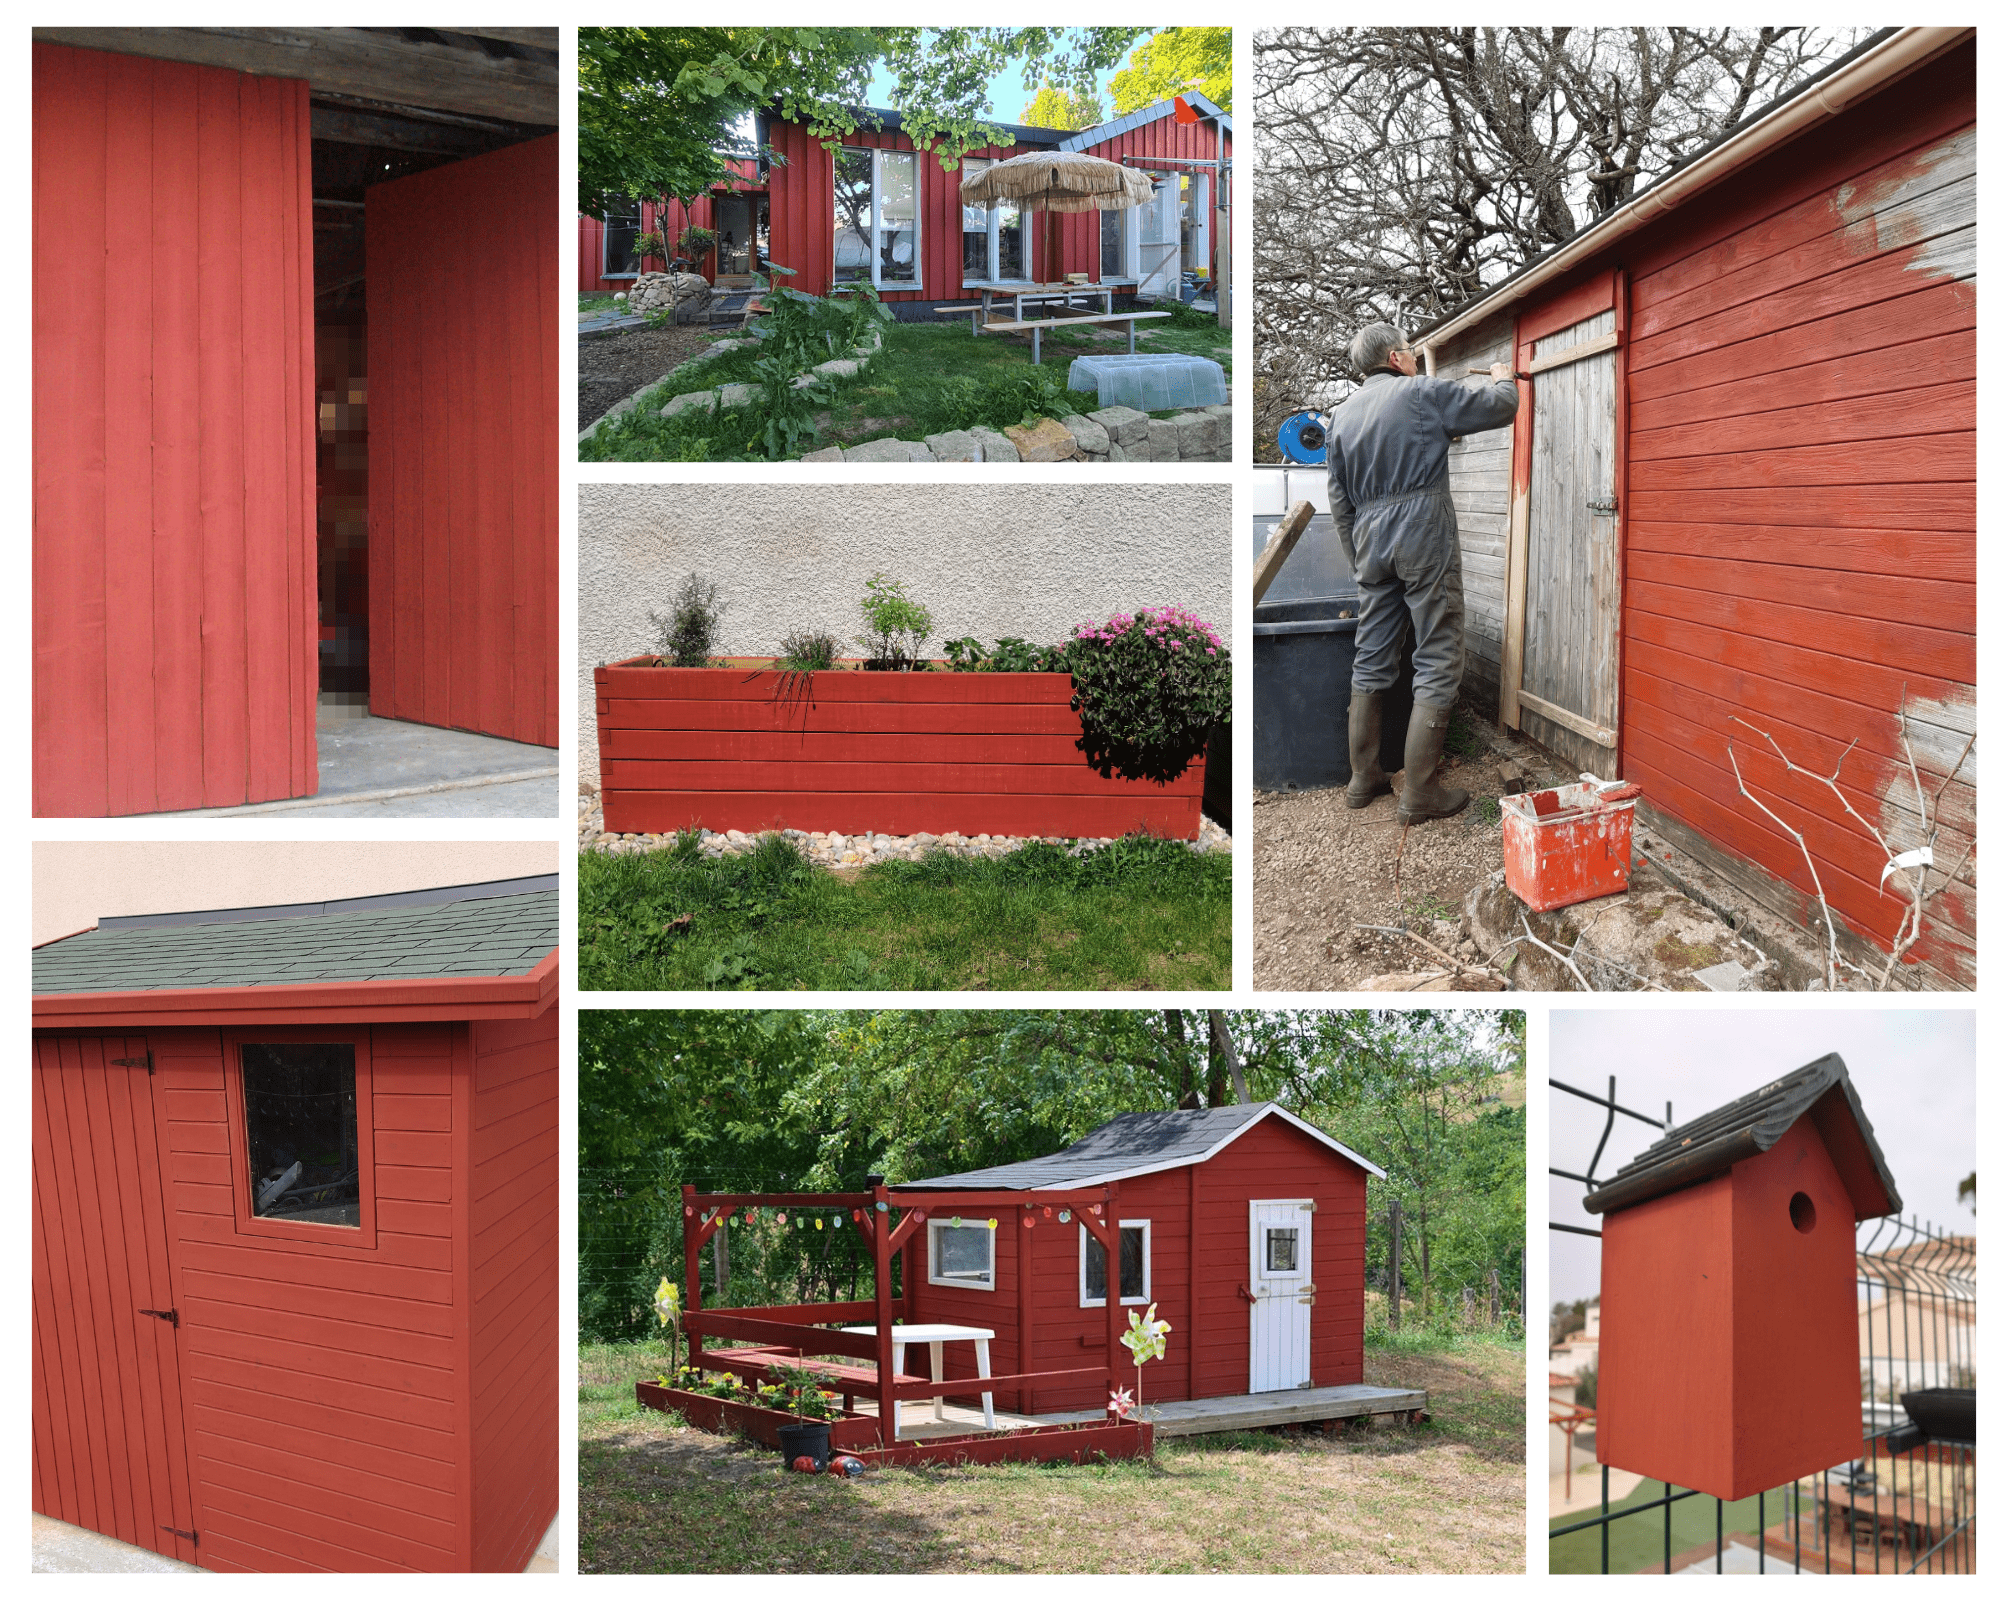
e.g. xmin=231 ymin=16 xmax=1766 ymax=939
xmin=1583 ymin=1052 xmax=1900 ymax=1220
xmin=34 ymin=884 xmax=558 ymax=994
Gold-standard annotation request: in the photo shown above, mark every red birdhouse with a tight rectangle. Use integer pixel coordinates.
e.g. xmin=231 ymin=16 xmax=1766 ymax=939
xmin=1584 ymin=1054 xmax=1900 ymax=1501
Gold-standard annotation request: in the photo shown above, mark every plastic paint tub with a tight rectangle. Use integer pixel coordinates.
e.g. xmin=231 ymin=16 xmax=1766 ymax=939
xmin=1501 ymin=777 xmax=1643 ymax=912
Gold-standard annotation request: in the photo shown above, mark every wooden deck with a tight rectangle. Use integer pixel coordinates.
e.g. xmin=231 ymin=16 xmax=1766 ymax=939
xmin=841 ymin=1382 xmax=1428 ymax=1442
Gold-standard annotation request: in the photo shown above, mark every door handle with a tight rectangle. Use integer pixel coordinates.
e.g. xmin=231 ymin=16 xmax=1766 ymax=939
xmin=1586 ymin=497 xmax=1618 ymax=514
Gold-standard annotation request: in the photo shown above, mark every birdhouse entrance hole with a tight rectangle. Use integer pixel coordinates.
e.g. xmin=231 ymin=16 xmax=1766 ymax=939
xmin=1789 ymin=1191 xmax=1817 ymax=1234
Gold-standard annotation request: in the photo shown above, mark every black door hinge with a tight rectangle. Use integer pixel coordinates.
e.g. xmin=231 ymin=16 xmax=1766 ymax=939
xmin=138 ymin=1307 xmax=179 ymax=1329
xmin=112 ymin=1053 xmax=154 ymax=1075
xmin=160 ymin=1525 xmax=198 ymax=1546
xmin=1585 ymin=497 xmax=1619 ymax=514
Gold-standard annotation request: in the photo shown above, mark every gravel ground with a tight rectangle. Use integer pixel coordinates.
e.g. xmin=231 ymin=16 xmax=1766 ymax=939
xmin=577 ymin=789 xmax=1232 ymax=866
xmin=579 ymin=322 xmax=726 ymax=429
xmin=1253 ymin=713 xmax=1539 ymax=990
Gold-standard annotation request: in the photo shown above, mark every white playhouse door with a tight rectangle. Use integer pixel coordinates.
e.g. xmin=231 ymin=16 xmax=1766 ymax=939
xmin=1248 ymin=1200 xmax=1314 ymax=1392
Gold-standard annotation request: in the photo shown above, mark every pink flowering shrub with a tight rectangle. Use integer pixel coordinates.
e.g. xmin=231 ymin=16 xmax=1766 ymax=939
xmin=1063 ymin=604 xmax=1231 ymax=762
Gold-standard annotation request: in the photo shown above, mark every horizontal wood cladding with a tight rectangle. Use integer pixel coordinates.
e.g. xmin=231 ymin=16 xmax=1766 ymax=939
xmin=466 ymin=1011 xmax=558 ymax=1572
xmin=369 ymin=136 xmax=558 ymax=750
xmin=594 ymin=663 xmax=1206 ymax=839
xmin=34 ymin=42 xmax=317 ymax=817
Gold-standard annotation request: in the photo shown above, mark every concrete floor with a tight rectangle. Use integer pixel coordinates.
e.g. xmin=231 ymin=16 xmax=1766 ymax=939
xmin=165 ymin=705 xmax=558 ymax=818
xmin=32 ymin=1512 xmax=562 ymax=1573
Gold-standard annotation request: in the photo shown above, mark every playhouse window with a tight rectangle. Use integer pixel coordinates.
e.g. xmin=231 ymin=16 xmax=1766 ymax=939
xmin=960 ymin=157 xmax=1030 ymax=283
xmin=1081 ymin=1220 xmax=1151 ymax=1306
xmin=241 ymin=1042 xmax=361 ymax=1228
xmin=835 ymin=147 xmax=919 ymax=291
xmin=1266 ymin=1227 xmax=1300 ymax=1273
xmin=927 ymin=1218 xmax=995 ymax=1290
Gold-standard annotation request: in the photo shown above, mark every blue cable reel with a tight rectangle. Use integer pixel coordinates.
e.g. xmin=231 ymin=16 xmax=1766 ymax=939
xmin=1277 ymin=410 xmax=1331 ymax=465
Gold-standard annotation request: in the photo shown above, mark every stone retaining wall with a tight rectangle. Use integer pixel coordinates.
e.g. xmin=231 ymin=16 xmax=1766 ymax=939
xmin=801 ymin=402 xmax=1232 ymax=463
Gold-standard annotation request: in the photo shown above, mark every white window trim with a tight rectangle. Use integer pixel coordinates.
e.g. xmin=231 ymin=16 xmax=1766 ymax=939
xmin=834 ymin=146 xmax=922 ymax=293
xmin=926 ymin=1216 xmax=996 ymax=1292
xmin=1079 ymin=1218 xmax=1152 ymax=1308
xmin=1097 ymin=203 xmax=1140 ymax=284
xmin=960 ymin=156 xmax=1035 ymax=286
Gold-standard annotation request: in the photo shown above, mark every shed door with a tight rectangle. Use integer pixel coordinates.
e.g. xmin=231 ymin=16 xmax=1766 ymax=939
xmin=1515 ymin=309 xmax=1622 ymax=773
xmin=1248 ymin=1200 xmax=1314 ymax=1392
xmin=33 ymin=1035 xmax=198 ymax=1562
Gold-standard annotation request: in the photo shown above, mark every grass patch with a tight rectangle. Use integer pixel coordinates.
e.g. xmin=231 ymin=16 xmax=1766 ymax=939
xmin=1550 ymin=1477 xmax=1794 ymax=1574
xmin=578 ymin=832 xmax=1230 ymax=991
xmin=580 ymin=311 xmax=1229 ymax=463
xmin=578 ymin=1337 xmax=1523 ymax=1573
xmin=580 ymin=291 xmax=620 ymax=316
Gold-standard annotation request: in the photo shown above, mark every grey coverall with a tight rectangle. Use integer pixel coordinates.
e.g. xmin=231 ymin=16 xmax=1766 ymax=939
xmin=1326 ymin=372 xmax=1519 ymax=710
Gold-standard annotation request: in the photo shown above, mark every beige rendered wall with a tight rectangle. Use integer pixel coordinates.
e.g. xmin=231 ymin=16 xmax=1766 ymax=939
xmin=33 ymin=841 xmax=558 ymax=947
xmin=577 ymin=481 xmax=1232 ymax=783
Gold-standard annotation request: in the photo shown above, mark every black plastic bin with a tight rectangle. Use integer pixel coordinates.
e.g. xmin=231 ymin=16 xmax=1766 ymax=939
xmin=1253 ymin=595 xmax=1415 ymax=791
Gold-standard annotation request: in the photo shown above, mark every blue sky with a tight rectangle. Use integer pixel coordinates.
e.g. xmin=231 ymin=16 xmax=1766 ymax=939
xmin=862 ymin=32 xmax=1147 ymax=121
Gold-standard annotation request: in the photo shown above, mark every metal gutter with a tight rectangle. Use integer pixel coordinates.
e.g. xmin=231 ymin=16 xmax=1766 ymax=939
xmin=1416 ymin=27 xmax=1968 ymax=356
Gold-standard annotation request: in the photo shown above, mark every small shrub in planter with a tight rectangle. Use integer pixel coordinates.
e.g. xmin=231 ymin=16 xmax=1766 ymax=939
xmin=776 ymin=628 xmax=840 ymax=672
xmin=650 ymin=573 xmax=726 ymax=666
xmin=856 ymin=573 xmax=933 ymax=671
xmin=1065 ymin=604 xmax=1230 ymax=780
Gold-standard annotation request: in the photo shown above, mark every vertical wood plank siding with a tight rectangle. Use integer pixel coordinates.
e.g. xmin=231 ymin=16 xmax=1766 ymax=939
xmin=1445 ymin=47 xmax=1974 ymax=982
xmin=369 ymin=137 xmax=558 ymax=748
xmin=34 ymin=43 xmax=317 ymax=816
xmin=1433 ymin=322 xmax=1520 ymax=711
xmin=466 ymin=1011 xmax=559 ymax=1572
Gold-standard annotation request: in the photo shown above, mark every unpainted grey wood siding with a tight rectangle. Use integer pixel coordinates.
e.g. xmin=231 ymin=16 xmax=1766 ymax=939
xmin=1430 ymin=320 xmax=1516 ymax=714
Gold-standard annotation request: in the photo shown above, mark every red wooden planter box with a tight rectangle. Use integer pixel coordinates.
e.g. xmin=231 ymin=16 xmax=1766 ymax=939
xmin=855 ymin=1417 xmax=1153 ymax=1468
xmin=594 ymin=659 xmax=1207 ymax=840
xmin=635 ymin=1381 xmax=882 ymax=1452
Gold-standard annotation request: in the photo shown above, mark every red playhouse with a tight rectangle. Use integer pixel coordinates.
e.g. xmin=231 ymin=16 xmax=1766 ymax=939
xmin=1585 ymin=1053 xmax=1901 ymax=1501
xmin=32 ymin=875 xmax=561 ymax=1571
xmin=34 ymin=29 xmax=560 ymax=816
xmin=653 ymin=1104 xmax=1428 ymax=1461
xmin=582 ymin=93 xmax=1230 ymax=304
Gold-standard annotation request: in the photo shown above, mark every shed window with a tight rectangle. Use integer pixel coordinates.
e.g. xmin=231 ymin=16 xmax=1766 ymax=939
xmin=1266 ymin=1227 xmax=1300 ymax=1273
xmin=1081 ymin=1220 xmax=1151 ymax=1306
xmin=927 ymin=1218 xmax=996 ymax=1290
xmin=835 ymin=147 xmax=919 ymax=290
xmin=242 ymin=1042 xmax=360 ymax=1228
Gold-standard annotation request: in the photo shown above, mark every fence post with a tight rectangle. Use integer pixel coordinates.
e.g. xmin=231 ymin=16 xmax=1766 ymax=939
xmin=1489 ymin=1267 xmax=1502 ymax=1326
xmin=1388 ymin=1200 xmax=1403 ymax=1330
xmin=714 ymin=1214 xmax=729 ymax=1292
xmin=1462 ymin=1284 xmax=1476 ymax=1326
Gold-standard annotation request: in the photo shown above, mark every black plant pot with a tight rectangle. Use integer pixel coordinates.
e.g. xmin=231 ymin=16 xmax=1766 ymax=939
xmin=776 ymin=1419 xmax=832 ymax=1469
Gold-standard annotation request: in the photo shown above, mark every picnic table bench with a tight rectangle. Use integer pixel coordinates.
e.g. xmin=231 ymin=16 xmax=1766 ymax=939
xmin=982 ymin=309 xmax=1171 ymax=363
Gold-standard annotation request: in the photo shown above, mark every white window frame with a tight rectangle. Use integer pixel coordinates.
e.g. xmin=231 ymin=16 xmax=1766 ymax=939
xmin=959 ymin=156 xmax=1035 ymax=285
xmin=926 ymin=1216 xmax=996 ymax=1292
xmin=1098 ymin=202 xmax=1137 ymax=283
xmin=834 ymin=146 xmax=921 ymax=293
xmin=1079 ymin=1218 xmax=1152 ymax=1308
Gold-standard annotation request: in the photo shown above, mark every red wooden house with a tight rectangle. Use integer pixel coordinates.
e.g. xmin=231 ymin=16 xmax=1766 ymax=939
xmin=34 ymin=29 xmax=559 ymax=817
xmin=1412 ymin=27 xmax=1974 ymax=984
xmin=32 ymin=875 xmax=560 ymax=1571
xmin=580 ymin=159 xmax=762 ymax=291
xmin=1584 ymin=1053 xmax=1900 ymax=1500
xmin=581 ymin=93 xmax=1230 ymax=305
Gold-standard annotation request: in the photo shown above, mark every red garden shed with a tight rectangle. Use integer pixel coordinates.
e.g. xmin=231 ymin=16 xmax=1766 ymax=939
xmin=33 ymin=29 xmax=559 ymax=816
xmin=1584 ymin=1054 xmax=1900 ymax=1501
xmin=1411 ymin=27 xmax=1974 ymax=985
xmin=32 ymin=875 xmax=560 ymax=1571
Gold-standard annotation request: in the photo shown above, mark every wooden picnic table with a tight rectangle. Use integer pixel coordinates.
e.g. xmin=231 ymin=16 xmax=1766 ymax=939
xmin=963 ymin=281 xmax=1116 ymax=327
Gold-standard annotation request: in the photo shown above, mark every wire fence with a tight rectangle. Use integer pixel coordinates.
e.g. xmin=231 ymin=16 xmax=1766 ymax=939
xmin=1549 ymin=1075 xmax=1976 ymax=1574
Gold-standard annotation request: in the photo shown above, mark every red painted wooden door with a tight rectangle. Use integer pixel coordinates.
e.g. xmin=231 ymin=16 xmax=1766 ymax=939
xmin=368 ymin=137 xmax=558 ymax=748
xmin=33 ymin=42 xmax=319 ymax=816
xmin=33 ymin=1034 xmax=199 ymax=1563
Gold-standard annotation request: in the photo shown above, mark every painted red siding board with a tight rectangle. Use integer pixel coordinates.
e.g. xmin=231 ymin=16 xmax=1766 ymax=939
xmin=35 ymin=43 xmax=318 ymax=816
xmin=369 ymin=137 xmax=558 ymax=749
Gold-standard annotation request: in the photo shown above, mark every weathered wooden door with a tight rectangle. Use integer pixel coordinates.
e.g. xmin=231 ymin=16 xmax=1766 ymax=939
xmin=1248 ymin=1200 xmax=1314 ymax=1392
xmin=33 ymin=1034 xmax=199 ymax=1563
xmin=1513 ymin=308 xmax=1623 ymax=773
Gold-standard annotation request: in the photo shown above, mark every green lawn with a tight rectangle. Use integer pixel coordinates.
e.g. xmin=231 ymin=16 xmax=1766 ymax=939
xmin=578 ymin=832 xmax=1230 ymax=991
xmin=1550 ymin=1475 xmax=1798 ymax=1573
xmin=579 ymin=306 xmax=1229 ymax=463
xmin=580 ymin=291 xmax=619 ymax=316
xmin=578 ymin=1336 xmax=1522 ymax=1573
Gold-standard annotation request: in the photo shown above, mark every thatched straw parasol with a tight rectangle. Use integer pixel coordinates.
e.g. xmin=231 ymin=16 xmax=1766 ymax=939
xmin=959 ymin=151 xmax=1154 ymax=285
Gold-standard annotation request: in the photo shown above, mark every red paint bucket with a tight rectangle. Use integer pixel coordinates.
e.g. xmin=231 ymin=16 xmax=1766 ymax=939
xmin=1500 ymin=778 xmax=1642 ymax=913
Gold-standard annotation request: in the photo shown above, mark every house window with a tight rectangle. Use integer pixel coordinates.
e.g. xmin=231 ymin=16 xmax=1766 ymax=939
xmin=835 ymin=147 xmax=919 ymax=290
xmin=1099 ymin=206 xmax=1127 ymax=279
xmin=927 ymin=1218 xmax=996 ymax=1290
xmin=960 ymin=157 xmax=1031 ymax=283
xmin=241 ymin=1042 xmax=361 ymax=1228
xmin=1081 ymin=1220 xmax=1151 ymax=1306
xmin=602 ymin=202 xmax=641 ymax=280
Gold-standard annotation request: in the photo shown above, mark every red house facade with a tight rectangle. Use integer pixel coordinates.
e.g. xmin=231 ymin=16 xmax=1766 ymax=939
xmin=33 ymin=30 xmax=560 ymax=816
xmin=32 ymin=876 xmax=560 ymax=1571
xmin=579 ymin=94 xmax=1231 ymax=304
xmin=1413 ymin=28 xmax=1974 ymax=984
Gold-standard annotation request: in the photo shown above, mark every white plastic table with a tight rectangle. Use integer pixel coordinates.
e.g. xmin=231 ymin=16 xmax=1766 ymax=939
xmin=841 ymin=1322 xmax=995 ymax=1439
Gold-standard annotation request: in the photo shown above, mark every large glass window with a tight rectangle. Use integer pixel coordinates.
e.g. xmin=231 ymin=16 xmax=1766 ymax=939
xmin=836 ymin=147 xmax=920 ymax=290
xmin=242 ymin=1042 xmax=360 ymax=1228
xmin=961 ymin=158 xmax=991 ymax=278
xmin=1100 ymin=207 xmax=1126 ymax=279
xmin=602 ymin=202 xmax=641 ymax=279
xmin=959 ymin=157 xmax=1030 ymax=283
xmin=1081 ymin=1220 xmax=1151 ymax=1306
xmin=833 ymin=148 xmax=875 ymax=286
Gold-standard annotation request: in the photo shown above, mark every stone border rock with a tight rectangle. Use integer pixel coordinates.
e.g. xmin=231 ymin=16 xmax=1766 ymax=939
xmin=799 ymin=400 xmax=1232 ymax=464
xmin=576 ymin=790 xmax=1231 ymax=867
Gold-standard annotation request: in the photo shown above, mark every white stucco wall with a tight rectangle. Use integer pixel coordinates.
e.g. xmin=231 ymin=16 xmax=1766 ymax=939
xmin=578 ymin=482 xmax=1232 ymax=783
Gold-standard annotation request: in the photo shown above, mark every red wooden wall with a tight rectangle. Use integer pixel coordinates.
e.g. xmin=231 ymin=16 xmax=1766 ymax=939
xmin=369 ymin=137 xmax=558 ymax=749
xmin=907 ymin=1116 xmax=1367 ymax=1414
xmin=34 ymin=42 xmax=318 ymax=816
xmin=466 ymin=1011 xmax=559 ymax=1573
xmin=579 ymin=165 xmax=760 ymax=290
xmin=766 ymin=110 xmax=1226 ymax=300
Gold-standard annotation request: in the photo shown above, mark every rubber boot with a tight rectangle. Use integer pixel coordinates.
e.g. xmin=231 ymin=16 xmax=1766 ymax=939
xmin=1398 ymin=706 xmax=1469 ymax=825
xmin=1345 ymin=690 xmax=1393 ymax=808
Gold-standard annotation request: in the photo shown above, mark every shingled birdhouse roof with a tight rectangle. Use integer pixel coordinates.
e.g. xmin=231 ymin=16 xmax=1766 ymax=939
xmin=1583 ymin=1053 xmax=1900 ymax=1220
